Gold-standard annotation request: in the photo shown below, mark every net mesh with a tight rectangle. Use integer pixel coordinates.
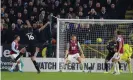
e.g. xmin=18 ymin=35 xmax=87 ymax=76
xmin=57 ymin=19 xmax=133 ymax=58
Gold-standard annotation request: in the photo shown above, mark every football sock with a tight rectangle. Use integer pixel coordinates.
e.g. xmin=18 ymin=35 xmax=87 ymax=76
xmin=116 ymin=62 xmax=120 ymax=73
xmin=32 ymin=60 xmax=40 ymax=72
xmin=11 ymin=63 xmax=17 ymax=70
xmin=118 ymin=61 xmax=121 ymax=70
xmin=80 ymin=63 xmax=84 ymax=71
xmin=15 ymin=53 xmax=23 ymax=62
xmin=128 ymin=63 xmax=132 ymax=73
xmin=113 ymin=62 xmax=117 ymax=72
xmin=18 ymin=63 xmax=22 ymax=71
xmin=20 ymin=59 xmax=24 ymax=68
xmin=105 ymin=62 xmax=108 ymax=72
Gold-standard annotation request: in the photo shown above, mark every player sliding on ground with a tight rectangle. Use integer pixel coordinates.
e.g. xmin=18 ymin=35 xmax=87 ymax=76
xmin=14 ymin=20 xmax=50 ymax=73
xmin=62 ymin=35 xmax=85 ymax=71
xmin=9 ymin=35 xmax=24 ymax=72
xmin=112 ymin=31 xmax=124 ymax=75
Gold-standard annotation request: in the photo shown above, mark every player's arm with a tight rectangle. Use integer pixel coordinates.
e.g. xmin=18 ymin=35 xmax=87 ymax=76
xmin=11 ymin=42 xmax=19 ymax=53
xmin=78 ymin=42 xmax=85 ymax=58
xmin=117 ymin=37 xmax=122 ymax=53
xmin=128 ymin=46 xmax=133 ymax=58
xmin=38 ymin=22 xmax=50 ymax=32
xmin=65 ymin=43 xmax=69 ymax=59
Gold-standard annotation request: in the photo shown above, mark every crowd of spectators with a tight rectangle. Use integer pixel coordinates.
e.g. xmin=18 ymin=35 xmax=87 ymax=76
xmin=1 ymin=0 xmax=133 ymax=44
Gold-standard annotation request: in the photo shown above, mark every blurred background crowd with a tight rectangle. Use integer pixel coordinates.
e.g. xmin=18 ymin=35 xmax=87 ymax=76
xmin=1 ymin=0 xmax=133 ymax=57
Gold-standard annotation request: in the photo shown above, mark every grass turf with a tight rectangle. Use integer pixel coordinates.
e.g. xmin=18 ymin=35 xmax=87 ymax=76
xmin=1 ymin=72 xmax=133 ymax=80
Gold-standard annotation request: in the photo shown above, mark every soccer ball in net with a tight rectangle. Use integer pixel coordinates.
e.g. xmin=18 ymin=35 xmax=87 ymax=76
xmin=96 ymin=38 xmax=102 ymax=43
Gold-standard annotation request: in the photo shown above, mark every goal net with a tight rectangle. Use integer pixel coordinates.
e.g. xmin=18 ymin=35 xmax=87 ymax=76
xmin=56 ymin=19 xmax=133 ymax=71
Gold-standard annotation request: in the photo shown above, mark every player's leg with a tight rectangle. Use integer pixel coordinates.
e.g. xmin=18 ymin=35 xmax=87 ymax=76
xmin=76 ymin=53 xmax=84 ymax=71
xmin=20 ymin=59 xmax=24 ymax=69
xmin=14 ymin=47 xmax=26 ymax=62
xmin=15 ymin=54 xmax=23 ymax=72
xmin=126 ymin=58 xmax=132 ymax=73
xmin=104 ymin=53 xmax=111 ymax=73
xmin=112 ymin=53 xmax=120 ymax=74
xmin=60 ymin=55 xmax=71 ymax=71
xmin=29 ymin=46 xmax=40 ymax=73
xmin=104 ymin=52 xmax=114 ymax=73
xmin=31 ymin=56 xmax=40 ymax=73
xmin=104 ymin=60 xmax=109 ymax=73
xmin=10 ymin=54 xmax=22 ymax=72
xmin=118 ymin=61 xmax=122 ymax=72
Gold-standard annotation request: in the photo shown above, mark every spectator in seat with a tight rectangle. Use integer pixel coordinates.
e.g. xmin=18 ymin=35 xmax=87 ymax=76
xmin=75 ymin=3 xmax=80 ymax=13
xmin=83 ymin=4 xmax=88 ymax=17
xmin=1 ymin=22 xmax=8 ymax=43
xmin=28 ymin=2 xmax=33 ymax=16
xmin=79 ymin=6 xmax=83 ymax=12
xmin=108 ymin=4 xmax=117 ymax=19
xmin=99 ymin=7 xmax=108 ymax=19
xmin=6 ymin=23 xmax=19 ymax=44
xmin=78 ymin=11 xmax=84 ymax=19
xmin=5 ymin=18 xmax=11 ymax=28
xmin=4 ymin=13 xmax=8 ymax=20
xmin=39 ymin=11 xmax=45 ymax=23
xmin=17 ymin=0 xmax=23 ymax=13
xmin=55 ymin=0 xmax=60 ymax=15
xmin=7 ymin=0 xmax=12 ymax=9
xmin=69 ymin=7 xmax=74 ymax=14
xmin=69 ymin=7 xmax=75 ymax=18
xmin=17 ymin=12 xmax=22 ymax=20
xmin=22 ymin=9 xmax=29 ymax=21
xmin=60 ymin=9 xmax=66 ymax=18
xmin=95 ymin=2 xmax=101 ymax=13
xmin=32 ymin=7 xmax=39 ymax=21
xmin=106 ymin=0 xmax=111 ymax=13
xmin=29 ymin=15 xmax=36 ymax=25
xmin=88 ymin=0 xmax=93 ymax=11
xmin=9 ymin=9 xmax=16 ymax=23
xmin=1 ymin=8 xmax=5 ymax=18
xmin=16 ymin=19 xmax=23 ymax=29
xmin=88 ymin=8 xmax=98 ymax=19
xmin=13 ymin=2 xmax=18 ymax=14
xmin=67 ymin=13 xmax=73 ymax=19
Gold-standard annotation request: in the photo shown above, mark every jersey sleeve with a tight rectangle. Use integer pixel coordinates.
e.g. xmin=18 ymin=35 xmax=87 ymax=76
xmin=11 ymin=42 xmax=19 ymax=53
xmin=77 ymin=42 xmax=82 ymax=50
xmin=117 ymin=37 xmax=122 ymax=42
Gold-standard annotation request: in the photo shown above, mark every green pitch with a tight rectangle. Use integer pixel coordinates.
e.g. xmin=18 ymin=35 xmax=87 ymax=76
xmin=1 ymin=72 xmax=133 ymax=80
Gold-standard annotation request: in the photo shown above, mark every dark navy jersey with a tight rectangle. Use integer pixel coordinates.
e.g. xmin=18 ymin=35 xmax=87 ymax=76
xmin=106 ymin=41 xmax=117 ymax=53
xmin=25 ymin=28 xmax=39 ymax=46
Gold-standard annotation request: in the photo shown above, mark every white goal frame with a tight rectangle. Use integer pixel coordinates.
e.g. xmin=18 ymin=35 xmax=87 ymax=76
xmin=56 ymin=19 xmax=133 ymax=71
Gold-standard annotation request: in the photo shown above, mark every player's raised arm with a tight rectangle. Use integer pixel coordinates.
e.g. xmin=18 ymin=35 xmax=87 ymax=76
xmin=38 ymin=22 xmax=50 ymax=32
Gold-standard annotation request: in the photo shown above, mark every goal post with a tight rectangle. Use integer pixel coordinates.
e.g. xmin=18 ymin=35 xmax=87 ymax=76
xmin=56 ymin=19 xmax=133 ymax=71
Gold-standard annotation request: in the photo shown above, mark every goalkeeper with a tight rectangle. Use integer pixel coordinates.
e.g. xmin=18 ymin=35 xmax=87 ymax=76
xmin=63 ymin=35 xmax=85 ymax=71
xmin=120 ymin=44 xmax=133 ymax=73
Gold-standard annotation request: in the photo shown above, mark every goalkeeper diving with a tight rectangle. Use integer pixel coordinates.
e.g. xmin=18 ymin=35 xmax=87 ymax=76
xmin=120 ymin=44 xmax=133 ymax=73
xmin=62 ymin=35 xmax=85 ymax=71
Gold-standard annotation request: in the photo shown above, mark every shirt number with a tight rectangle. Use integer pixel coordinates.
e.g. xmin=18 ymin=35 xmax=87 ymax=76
xmin=71 ymin=46 xmax=76 ymax=50
xmin=26 ymin=33 xmax=34 ymax=40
